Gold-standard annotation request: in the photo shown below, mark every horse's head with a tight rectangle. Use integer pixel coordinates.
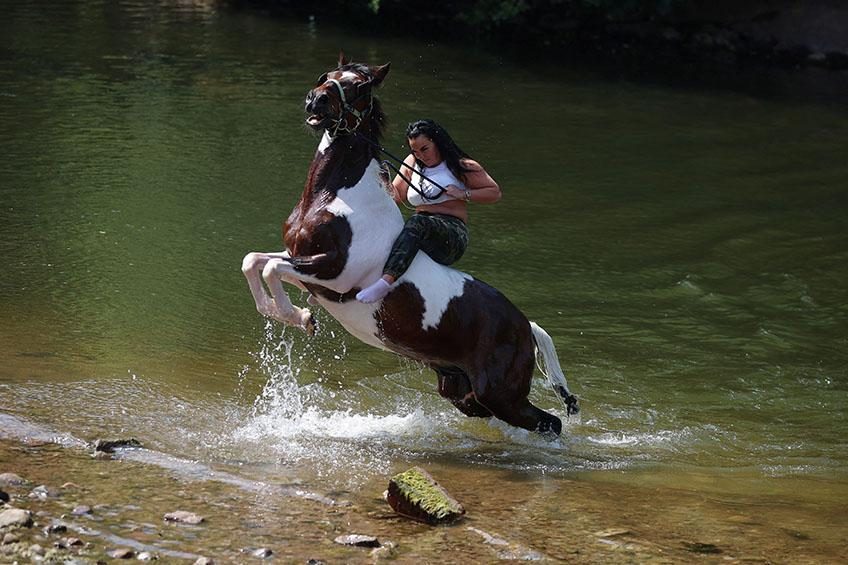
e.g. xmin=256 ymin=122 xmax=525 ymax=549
xmin=305 ymin=52 xmax=390 ymax=138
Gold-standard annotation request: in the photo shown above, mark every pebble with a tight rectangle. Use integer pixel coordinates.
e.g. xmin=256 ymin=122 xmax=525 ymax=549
xmin=29 ymin=484 xmax=59 ymax=500
xmin=0 ymin=473 xmax=25 ymax=486
xmin=107 ymin=547 xmax=136 ymax=559
xmin=3 ymin=532 xmax=20 ymax=544
xmin=163 ymin=510 xmax=205 ymax=525
xmin=72 ymin=505 xmax=92 ymax=516
xmin=334 ymin=534 xmax=381 ymax=548
xmin=595 ymin=528 xmax=631 ymax=538
xmin=29 ymin=543 xmax=45 ymax=556
xmin=43 ymin=523 xmax=68 ymax=535
xmin=242 ymin=547 xmax=273 ymax=558
xmin=137 ymin=551 xmax=158 ymax=560
xmin=0 ymin=508 xmax=33 ymax=528
xmin=66 ymin=537 xmax=84 ymax=546
xmin=193 ymin=558 xmax=214 ymax=565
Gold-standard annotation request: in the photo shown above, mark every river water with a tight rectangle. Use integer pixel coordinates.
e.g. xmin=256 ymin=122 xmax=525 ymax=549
xmin=1 ymin=1 xmax=847 ymax=562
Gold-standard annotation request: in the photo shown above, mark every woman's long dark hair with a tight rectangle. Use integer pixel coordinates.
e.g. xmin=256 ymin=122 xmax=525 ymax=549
xmin=406 ymin=119 xmax=472 ymax=182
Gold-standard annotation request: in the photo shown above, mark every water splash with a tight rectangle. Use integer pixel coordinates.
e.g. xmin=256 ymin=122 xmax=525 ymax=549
xmin=229 ymin=321 xmax=445 ymax=481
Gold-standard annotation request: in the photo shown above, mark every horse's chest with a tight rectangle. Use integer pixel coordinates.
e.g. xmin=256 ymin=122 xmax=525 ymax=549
xmin=284 ymin=205 xmax=348 ymax=253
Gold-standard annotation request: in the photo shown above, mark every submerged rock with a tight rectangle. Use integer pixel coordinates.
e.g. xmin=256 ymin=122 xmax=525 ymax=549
xmin=0 ymin=508 xmax=33 ymax=529
xmin=386 ymin=467 xmax=465 ymax=525
xmin=93 ymin=438 xmax=143 ymax=453
xmin=164 ymin=510 xmax=205 ymax=525
xmin=333 ymin=534 xmax=380 ymax=548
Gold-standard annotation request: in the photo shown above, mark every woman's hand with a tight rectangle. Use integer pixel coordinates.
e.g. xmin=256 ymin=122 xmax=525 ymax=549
xmin=445 ymin=184 xmax=470 ymax=202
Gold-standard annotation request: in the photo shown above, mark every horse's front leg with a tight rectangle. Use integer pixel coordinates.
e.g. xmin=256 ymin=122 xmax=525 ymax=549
xmin=242 ymin=252 xmax=315 ymax=331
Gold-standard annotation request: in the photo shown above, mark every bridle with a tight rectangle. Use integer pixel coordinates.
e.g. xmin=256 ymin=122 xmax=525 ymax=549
xmin=319 ymin=73 xmax=374 ymax=138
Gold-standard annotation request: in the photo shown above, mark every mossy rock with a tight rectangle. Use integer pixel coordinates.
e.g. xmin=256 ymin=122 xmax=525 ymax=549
xmin=386 ymin=467 xmax=464 ymax=525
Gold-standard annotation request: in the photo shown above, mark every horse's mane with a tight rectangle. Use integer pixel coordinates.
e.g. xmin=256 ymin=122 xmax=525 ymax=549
xmin=339 ymin=62 xmax=387 ymax=140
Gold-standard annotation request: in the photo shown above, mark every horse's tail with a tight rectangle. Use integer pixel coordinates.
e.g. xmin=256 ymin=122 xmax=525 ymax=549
xmin=530 ymin=321 xmax=580 ymax=416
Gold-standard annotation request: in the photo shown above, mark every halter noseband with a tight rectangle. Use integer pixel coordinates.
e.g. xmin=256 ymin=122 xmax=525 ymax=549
xmin=324 ymin=75 xmax=374 ymax=138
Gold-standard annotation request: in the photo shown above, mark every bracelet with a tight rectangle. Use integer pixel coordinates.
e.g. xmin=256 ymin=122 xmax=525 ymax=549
xmin=464 ymin=189 xmax=471 ymax=202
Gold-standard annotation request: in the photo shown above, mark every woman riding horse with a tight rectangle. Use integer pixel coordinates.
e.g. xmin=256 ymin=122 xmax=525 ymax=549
xmin=241 ymin=54 xmax=578 ymax=436
xmin=356 ymin=119 xmax=501 ymax=303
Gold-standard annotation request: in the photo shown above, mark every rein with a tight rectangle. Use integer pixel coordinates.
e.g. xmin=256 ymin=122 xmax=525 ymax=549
xmin=353 ymin=133 xmax=448 ymax=202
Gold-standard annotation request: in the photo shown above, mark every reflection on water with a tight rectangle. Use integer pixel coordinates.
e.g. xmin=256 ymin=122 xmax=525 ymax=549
xmin=1 ymin=0 xmax=848 ymax=559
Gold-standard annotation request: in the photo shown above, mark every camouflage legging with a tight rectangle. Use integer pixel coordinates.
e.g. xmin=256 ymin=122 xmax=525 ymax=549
xmin=383 ymin=212 xmax=469 ymax=280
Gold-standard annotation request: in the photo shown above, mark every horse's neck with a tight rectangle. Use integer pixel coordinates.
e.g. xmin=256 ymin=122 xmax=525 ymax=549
xmin=303 ymin=131 xmax=394 ymax=212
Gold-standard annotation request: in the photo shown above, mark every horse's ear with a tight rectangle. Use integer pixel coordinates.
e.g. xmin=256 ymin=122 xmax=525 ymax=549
xmin=371 ymin=62 xmax=391 ymax=86
xmin=338 ymin=50 xmax=349 ymax=67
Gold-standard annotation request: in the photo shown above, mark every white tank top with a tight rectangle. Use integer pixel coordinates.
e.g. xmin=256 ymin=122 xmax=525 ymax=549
xmin=406 ymin=161 xmax=466 ymax=206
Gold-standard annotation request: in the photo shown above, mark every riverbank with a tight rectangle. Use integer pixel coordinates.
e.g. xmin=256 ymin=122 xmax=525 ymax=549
xmin=2 ymin=433 xmax=845 ymax=563
xmin=230 ymin=0 xmax=848 ymax=71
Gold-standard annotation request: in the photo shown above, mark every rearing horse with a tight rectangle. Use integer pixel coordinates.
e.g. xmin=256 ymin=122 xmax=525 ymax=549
xmin=242 ymin=54 xmax=578 ymax=435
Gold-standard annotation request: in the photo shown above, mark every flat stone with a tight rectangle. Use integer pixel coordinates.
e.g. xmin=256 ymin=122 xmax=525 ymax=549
xmin=0 ymin=473 xmax=25 ymax=487
xmin=334 ymin=534 xmax=380 ymax=548
xmin=386 ymin=467 xmax=465 ymax=525
xmin=0 ymin=508 xmax=33 ymax=528
xmin=163 ymin=511 xmax=204 ymax=525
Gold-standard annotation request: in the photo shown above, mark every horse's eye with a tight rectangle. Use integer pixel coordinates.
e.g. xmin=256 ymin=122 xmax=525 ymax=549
xmin=316 ymin=73 xmax=327 ymax=85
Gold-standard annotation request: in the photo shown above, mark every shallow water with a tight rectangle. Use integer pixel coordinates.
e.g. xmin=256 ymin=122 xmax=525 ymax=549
xmin=2 ymin=0 xmax=848 ymax=561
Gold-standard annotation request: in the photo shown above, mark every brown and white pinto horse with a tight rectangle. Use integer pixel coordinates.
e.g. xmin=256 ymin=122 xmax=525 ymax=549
xmin=241 ymin=54 xmax=578 ymax=436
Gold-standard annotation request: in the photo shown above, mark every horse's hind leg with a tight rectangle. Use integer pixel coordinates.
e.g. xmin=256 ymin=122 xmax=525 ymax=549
xmin=434 ymin=366 xmax=492 ymax=418
xmin=472 ymin=348 xmax=563 ymax=436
